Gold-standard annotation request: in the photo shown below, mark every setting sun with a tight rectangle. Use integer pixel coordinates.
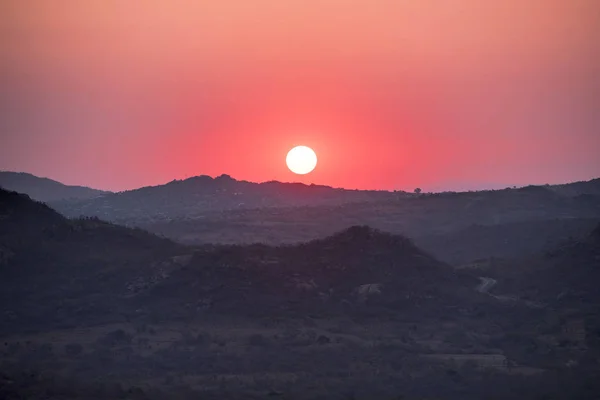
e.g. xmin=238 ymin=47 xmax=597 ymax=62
xmin=286 ymin=146 xmax=317 ymax=175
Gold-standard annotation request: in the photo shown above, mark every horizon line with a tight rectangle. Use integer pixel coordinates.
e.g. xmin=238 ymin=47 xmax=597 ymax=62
xmin=1 ymin=169 xmax=598 ymax=195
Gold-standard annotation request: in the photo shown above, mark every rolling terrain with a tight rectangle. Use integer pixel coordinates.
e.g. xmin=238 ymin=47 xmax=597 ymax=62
xmin=7 ymin=172 xmax=600 ymax=267
xmin=138 ymin=183 xmax=600 ymax=266
xmin=50 ymin=174 xmax=405 ymax=220
xmin=1 ymin=187 xmax=600 ymax=399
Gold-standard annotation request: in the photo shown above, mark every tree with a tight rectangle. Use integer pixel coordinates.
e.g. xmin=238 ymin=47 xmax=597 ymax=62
xmin=414 ymin=188 xmax=422 ymax=194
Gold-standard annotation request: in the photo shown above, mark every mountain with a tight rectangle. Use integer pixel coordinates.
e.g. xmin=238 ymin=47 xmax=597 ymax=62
xmin=50 ymin=174 xmax=405 ymax=221
xmin=0 ymin=171 xmax=108 ymax=202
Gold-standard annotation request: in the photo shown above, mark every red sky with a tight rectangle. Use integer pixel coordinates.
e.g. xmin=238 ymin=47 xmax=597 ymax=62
xmin=1 ymin=0 xmax=599 ymax=192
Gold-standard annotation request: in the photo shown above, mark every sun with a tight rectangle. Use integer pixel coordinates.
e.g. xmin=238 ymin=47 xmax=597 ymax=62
xmin=286 ymin=146 xmax=317 ymax=175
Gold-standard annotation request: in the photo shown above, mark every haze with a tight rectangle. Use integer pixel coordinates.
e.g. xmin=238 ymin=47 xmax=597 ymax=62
xmin=1 ymin=0 xmax=599 ymax=191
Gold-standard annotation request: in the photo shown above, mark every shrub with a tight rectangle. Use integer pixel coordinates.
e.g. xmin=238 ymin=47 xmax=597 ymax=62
xmin=97 ymin=329 xmax=133 ymax=347
xmin=133 ymin=322 xmax=148 ymax=334
xmin=317 ymin=335 xmax=331 ymax=345
xmin=64 ymin=343 xmax=83 ymax=356
xmin=195 ymin=332 xmax=209 ymax=346
xmin=36 ymin=343 xmax=54 ymax=357
xmin=246 ymin=334 xmax=269 ymax=347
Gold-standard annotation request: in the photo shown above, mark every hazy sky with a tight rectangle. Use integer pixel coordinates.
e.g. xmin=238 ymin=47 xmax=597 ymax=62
xmin=1 ymin=0 xmax=599 ymax=191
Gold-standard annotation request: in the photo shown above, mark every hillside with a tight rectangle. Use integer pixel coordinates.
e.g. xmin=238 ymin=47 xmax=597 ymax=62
xmin=50 ymin=174 xmax=404 ymax=220
xmin=0 ymin=188 xmax=183 ymax=333
xmin=416 ymin=217 xmax=600 ymax=265
xmin=549 ymin=178 xmax=600 ymax=197
xmin=0 ymin=171 xmax=108 ymax=202
xmin=134 ymin=226 xmax=482 ymax=320
xmin=49 ymin=175 xmax=600 ymax=224
xmin=488 ymin=223 xmax=600 ymax=306
xmin=138 ymin=184 xmax=600 ymax=266
xmin=1 ymin=188 xmax=599 ymax=399
xmin=0 ymin=189 xmax=481 ymax=331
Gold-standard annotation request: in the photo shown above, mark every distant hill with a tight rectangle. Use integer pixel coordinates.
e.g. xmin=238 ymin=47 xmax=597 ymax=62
xmin=0 ymin=171 xmax=108 ymax=202
xmin=548 ymin=178 xmax=600 ymax=197
xmin=138 ymin=183 xmax=600 ymax=259
xmin=50 ymin=174 xmax=405 ymax=221
xmin=51 ymin=175 xmax=600 ymax=244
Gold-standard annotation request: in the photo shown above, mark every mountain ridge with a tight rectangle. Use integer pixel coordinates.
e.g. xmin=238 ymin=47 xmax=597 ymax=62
xmin=49 ymin=173 xmax=407 ymax=220
xmin=48 ymin=173 xmax=600 ymax=221
xmin=0 ymin=171 xmax=108 ymax=202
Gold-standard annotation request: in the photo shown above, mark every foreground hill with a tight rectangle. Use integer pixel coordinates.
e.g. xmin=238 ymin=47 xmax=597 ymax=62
xmin=0 ymin=188 xmax=182 ymax=332
xmin=134 ymin=226 xmax=482 ymax=320
xmin=0 ymin=171 xmax=108 ymax=202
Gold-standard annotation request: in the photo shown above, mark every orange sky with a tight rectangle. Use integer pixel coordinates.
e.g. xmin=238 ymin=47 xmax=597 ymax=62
xmin=1 ymin=0 xmax=599 ymax=191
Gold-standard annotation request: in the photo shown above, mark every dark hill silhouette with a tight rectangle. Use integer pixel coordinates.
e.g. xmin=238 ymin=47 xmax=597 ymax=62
xmin=136 ymin=179 xmax=600 ymax=268
xmin=50 ymin=174 xmax=404 ymax=220
xmin=0 ymin=189 xmax=66 ymax=239
xmin=0 ymin=188 xmax=182 ymax=333
xmin=416 ymin=218 xmax=600 ymax=265
xmin=489 ymin=223 xmax=600 ymax=306
xmin=137 ymin=226 xmax=482 ymax=318
xmin=538 ymin=223 xmax=600 ymax=303
xmin=0 ymin=171 xmax=108 ymax=202
xmin=549 ymin=178 xmax=600 ymax=197
xmin=0 ymin=188 xmax=176 ymax=259
xmin=52 ymin=175 xmax=600 ymax=224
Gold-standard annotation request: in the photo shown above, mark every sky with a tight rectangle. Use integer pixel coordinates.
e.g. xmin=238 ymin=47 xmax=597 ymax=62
xmin=1 ymin=0 xmax=599 ymax=192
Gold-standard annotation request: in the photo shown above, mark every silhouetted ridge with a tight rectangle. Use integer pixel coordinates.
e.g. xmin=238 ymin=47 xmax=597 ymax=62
xmin=134 ymin=225 xmax=478 ymax=319
xmin=0 ymin=188 xmax=178 ymax=270
xmin=311 ymin=225 xmax=413 ymax=247
xmin=51 ymin=174 xmax=403 ymax=220
xmin=0 ymin=171 xmax=107 ymax=202
xmin=301 ymin=226 xmax=435 ymax=268
xmin=494 ymin=221 xmax=600 ymax=306
xmin=0 ymin=188 xmax=66 ymax=237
